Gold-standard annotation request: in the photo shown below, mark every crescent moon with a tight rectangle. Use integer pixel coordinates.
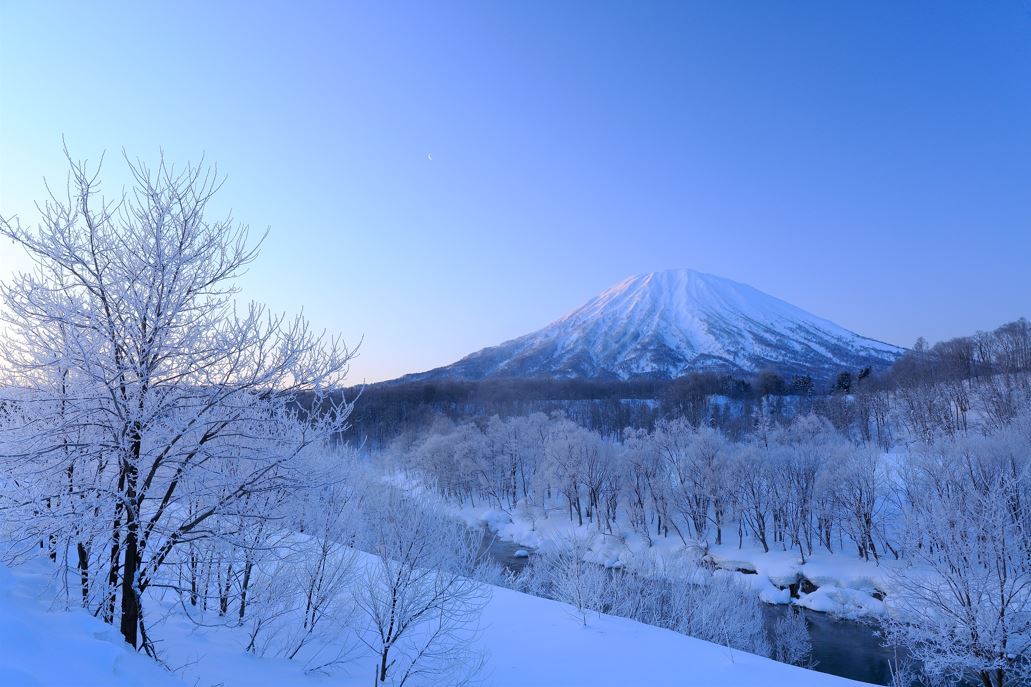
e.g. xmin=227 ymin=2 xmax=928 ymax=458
xmin=427 ymin=153 xmax=432 ymax=161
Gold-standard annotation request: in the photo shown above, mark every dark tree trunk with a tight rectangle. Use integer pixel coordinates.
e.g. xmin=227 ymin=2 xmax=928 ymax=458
xmin=118 ymin=532 xmax=140 ymax=648
xmin=118 ymin=435 xmax=142 ymax=649
xmin=239 ymin=559 xmax=254 ymax=621
xmin=77 ymin=542 xmax=90 ymax=605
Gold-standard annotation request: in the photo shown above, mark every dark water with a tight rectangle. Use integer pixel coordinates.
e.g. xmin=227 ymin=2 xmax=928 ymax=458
xmin=479 ymin=531 xmax=532 ymax=574
xmin=481 ymin=529 xmax=898 ymax=686
xmin=763 ymin=605 xmax=895 ymax=685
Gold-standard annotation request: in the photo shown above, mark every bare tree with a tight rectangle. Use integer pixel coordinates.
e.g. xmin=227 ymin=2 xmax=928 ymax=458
xmin=355 ymin=491 xmax=487 ymax=686
xmin=0 ymin=149 xmax=355 ymax=652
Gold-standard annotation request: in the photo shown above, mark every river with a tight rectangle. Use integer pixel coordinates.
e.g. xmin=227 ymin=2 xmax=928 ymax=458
xmin=763 ymin=605 xmax=895 ymax=685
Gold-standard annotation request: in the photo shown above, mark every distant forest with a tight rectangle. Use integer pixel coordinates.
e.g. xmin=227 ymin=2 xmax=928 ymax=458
xmin=340 ymin=318 xmax=1031 ymax=448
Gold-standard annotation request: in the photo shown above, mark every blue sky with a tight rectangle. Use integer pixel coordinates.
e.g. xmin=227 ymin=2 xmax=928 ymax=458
xmin=1 ymin=1 xmax=1029 ymax=382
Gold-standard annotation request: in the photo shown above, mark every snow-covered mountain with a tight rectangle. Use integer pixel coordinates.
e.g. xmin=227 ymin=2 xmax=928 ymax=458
xmin=406 ymin=269 xmax=903 ymax=382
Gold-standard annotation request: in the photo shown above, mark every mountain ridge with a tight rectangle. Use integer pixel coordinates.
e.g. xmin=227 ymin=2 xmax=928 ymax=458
xmin=400 ymin=269 xmax=903 ymax=383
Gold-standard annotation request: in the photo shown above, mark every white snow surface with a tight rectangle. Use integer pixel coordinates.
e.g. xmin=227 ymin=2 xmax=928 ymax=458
xmin=408 ymin=269 xmax=903 ymax=381
xmin=0 ymin=561 xmax=182 ymax=687
xmin=0 ymin=552 xmax=868 ymax=687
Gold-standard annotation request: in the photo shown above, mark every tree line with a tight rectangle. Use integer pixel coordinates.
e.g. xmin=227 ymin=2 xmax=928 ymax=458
xmin=385 ymin=391 xmax=1031 ymax=687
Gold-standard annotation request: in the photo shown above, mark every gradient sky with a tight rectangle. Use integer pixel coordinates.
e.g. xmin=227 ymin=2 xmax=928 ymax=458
xmin=1 ymin=1 xmax=1029 ymax=383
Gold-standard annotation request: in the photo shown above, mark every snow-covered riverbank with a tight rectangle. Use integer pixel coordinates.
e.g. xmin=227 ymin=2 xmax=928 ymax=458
xmin=455 ymin=494 xmax=896 ymax=621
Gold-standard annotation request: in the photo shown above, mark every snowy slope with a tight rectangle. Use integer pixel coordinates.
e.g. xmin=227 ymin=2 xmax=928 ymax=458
xmin=0 ymin=561 xmax=183 ymax=687
xmin=0 ymin=556 xmax=866 ymax=687
xmin=407 ymin=269 xmax=902 ymax=382
xmin=153 ymin=578 xmax=870 ymax=687
xmin=473 ymin=583 xmax=867 ymax=687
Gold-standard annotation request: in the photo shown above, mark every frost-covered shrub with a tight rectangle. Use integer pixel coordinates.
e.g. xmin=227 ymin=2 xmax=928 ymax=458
xmin=469 ymin=555 xmax=507 ymax=587
xmin=772 ymin=606 xmax=814 ymax=667
xmin=666 ymin=570 xmax=771 ymax=656
xmin=515 ymin=534 xmax=607 ymax=626
xmin=513 ymin=546 xmax=771 ymax=656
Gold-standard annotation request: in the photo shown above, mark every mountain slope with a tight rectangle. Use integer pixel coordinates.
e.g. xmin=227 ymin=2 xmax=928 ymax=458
xmin=407 ymin=269 xmax=902 ymax=382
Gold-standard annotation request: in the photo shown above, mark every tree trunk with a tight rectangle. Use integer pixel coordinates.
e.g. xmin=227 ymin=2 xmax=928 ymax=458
xmin=118 ymin=531 xmax=140 ymax=648
xmin=118 ymin=439 xmax=141 ymax=649
xmin=77 ymin=542 xmax=90 ymax=605
xmin=239 ymin=559 xmax=253 ymax=621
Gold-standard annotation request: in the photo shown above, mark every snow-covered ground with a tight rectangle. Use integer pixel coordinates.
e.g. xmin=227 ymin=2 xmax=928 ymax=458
xmin=0 ymin=555 xmax=868 ymax=687
xmin=472 ymin=582 xmax=867 ymax=687
xmin=708 ymin=544 xmax=893 ymax=617
xmin=0 ymin=561 xmax=181 ymax=687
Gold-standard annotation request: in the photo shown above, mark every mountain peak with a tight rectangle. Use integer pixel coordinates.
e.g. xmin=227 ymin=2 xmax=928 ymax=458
xmin=404 ymin=269 xmax=903 ymax=383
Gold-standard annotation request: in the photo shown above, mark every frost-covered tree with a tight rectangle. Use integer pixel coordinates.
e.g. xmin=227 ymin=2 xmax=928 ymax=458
xmin=355 ymin=491 xmax=487 ymax=686
xmin=621 ymin=428 xmax=663 ymax=546
xmin=771 ymin=415 xmax=835 ymax=562
xmin=824 ymin=444 xmax=890 ymax=562
xmin=543 ymin=420 xmax=591 ymax=526
xmin=884 ymin=428 xmax=1031 ymax=687
xmin=0 ymin=150 xmax=354 ymax=652
xmin=655 ymin=418 xmax=708 ymax=543
xmin=734 ymin=442 xmax=774 ymax=553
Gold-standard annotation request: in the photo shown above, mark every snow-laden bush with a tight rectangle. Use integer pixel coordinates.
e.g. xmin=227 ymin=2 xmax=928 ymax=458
xmin=772 ymin=606 xmax=814 ymax=667
xmin=513 ymin=545 xmax=772 ymax=656
xmin=536 ymin=533 xmax=609 ymax=626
